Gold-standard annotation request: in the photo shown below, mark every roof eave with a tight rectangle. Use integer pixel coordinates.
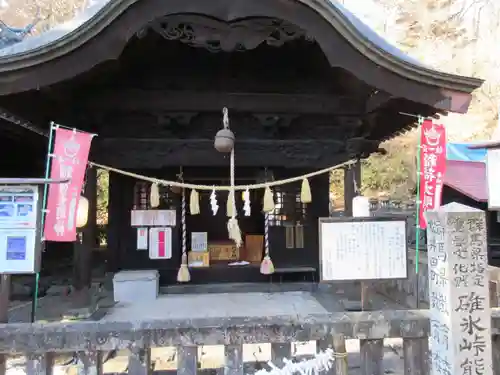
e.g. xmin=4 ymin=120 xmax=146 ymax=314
xmin=0 ymin=0 xmax=484 ymax=96
xmin=468 ymin=141 xmax=500 ymax=150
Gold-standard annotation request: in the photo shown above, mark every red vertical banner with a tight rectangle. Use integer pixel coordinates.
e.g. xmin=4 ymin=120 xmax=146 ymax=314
xmin=419 ymin=120 xmax=446 ymax=229
xmin=44 ymin=128 xmax=94 ymax=241
xmin=158 ymin=230 xmax=166 ymax=258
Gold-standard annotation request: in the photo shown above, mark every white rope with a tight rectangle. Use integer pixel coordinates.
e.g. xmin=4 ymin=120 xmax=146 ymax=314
xmin=253 ymin=349 xmax=335 ymax=375
xmin=176 ymin=167 xmax=187 ymax=262
xmin=88 ymin=159 xmax=356 ymax=192
xmin=224 ymin=107 xmax=242 ymax=248
xmin=181 ymin=186 xmax=186 ymax=257
xmin=264 ymin=211 xmax=269 ymax=257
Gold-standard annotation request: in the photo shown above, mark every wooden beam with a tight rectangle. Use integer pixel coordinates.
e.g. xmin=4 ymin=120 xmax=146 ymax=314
xmin=365 ymin=91 xmax=392 ymax=113
xmin=93 ymin=138 xmax=348 ymax=168
xmin=78 ymin=90 xmax=365 ymax=115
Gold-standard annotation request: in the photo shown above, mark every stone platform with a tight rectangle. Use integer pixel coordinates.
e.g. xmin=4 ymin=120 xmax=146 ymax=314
xmin=6 ymin=285 xmax=408 ymax=375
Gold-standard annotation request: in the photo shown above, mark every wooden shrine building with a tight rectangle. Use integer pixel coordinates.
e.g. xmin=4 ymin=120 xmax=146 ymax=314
xmin=0 ymin=0 xmax=482 ymax=287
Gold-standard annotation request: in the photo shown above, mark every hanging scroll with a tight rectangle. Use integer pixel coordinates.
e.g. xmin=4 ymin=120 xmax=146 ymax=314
xmin=319 ymin=217 xmax=407 ymax=281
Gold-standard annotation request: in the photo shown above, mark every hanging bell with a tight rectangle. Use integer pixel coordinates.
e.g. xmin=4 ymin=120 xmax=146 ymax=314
xmin=214 ymin=128 xmax=235 ymax=153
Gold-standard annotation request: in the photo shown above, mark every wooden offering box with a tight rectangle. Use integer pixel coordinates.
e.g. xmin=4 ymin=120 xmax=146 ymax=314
xmin=209 ymin=241 xmax=239 ymax=261
xmin=242 ymin=235 xmax=263 ymax=263
xmin=188 ymin=251 xmax=210 ymax=267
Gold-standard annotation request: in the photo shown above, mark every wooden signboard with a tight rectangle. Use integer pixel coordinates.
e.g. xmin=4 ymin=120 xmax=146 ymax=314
xmin=319 ymin=217 xmax=408 ymax=281
xmin=188 ymin=251 xmax=210 ymax=267
xmin=243 ymin=235 xmax=263 ymax=263
xmin=209 ymin=242 xmax=239 ymax=261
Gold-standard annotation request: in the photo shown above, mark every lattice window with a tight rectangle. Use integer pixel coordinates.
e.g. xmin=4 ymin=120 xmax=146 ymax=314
xmin=133 ymin=181 xmax=177 ymax=210
xmin=268 ymin=186 xmax=307 ymax=227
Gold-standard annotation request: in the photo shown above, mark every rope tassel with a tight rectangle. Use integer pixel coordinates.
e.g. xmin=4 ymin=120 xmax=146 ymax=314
xmin=260 ymin=211 xmax=274 ymax=275
xmin=189 ymin=189 xmax=200 ymax=215
xmin=263 ymin=186 xmax=275 ymax=212
xmin=177 ymin=174 xmax=190 ymax=282
xmin=150 ymin=183 xmax=160 ymax=208
xmin=300 ymin=178 xmax=312 ymax=203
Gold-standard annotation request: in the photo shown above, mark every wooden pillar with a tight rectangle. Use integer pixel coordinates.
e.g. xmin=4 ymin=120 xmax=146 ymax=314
xmin=107 ymin=173 xmax=123 ymax=273
xmin=271 ymin=343 xmax=291 ymax=368
xmin=343 ymin=162 xmax=361 ymax=216
xmin=309 ymin=172 xmax=330 ymax=270
xmin=224 ymin=345 xmax=244 ymax=375
xmin=0 ymin=274 xmax=10 ymax=323
xmin=72 ymin=167 xmax=97 ymax=308
xmin=177 ymin=346 xmax=198 ymax=375
xmin=107 ymin=173 xmax=134 ymax=272
xmin=426 ymin=203 xmax=491 ymax=375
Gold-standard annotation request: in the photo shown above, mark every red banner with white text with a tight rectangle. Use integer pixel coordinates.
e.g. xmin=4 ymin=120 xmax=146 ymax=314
xmin=44 ymin=128 xmax=94 ymax=241
xmin=419 ymin=120 xmax=446 ymax=229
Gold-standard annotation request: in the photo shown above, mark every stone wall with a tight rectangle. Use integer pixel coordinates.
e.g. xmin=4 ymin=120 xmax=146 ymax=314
xmin=373 ymin=251 xmax=500 ymax=308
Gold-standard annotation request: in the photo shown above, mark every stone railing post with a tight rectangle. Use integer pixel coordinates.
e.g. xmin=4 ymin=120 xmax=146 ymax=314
xmin=426 ymin=203 xmax=492 ymax=375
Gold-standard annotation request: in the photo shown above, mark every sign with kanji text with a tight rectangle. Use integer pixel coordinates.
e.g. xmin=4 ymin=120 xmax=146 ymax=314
xmin=44 ymin=128 xmax=94 ymax=241
xmin=419 ymin=120 xmax=446 ymax=229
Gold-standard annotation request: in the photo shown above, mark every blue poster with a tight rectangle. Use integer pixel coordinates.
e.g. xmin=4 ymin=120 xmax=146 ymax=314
xmin=6 ymin=236 xmax=27 ymax=260
xmin=17 ymin=204 xmax=33 ymax=217
xmin=0 ymin=204 xmax=14 ymax=217
xmin=14 ymin=195 xmax=34 ymax=203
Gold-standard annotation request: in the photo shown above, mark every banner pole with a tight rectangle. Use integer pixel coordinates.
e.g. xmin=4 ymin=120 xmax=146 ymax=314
xmin=31 ymin=122 xmax=56 ymax=323
xmin=414 ymin=117 xmax=424 ymax=308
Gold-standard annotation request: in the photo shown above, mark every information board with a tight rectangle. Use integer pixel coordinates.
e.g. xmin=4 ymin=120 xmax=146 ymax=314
xmin=487 ymin=149 xmax=500 ymax=210
xmin=319 ymin=217 xmax=407 ymax=281
xmin=0 ymin=185 xmax=42 ymax=274
xmin=191 ymin=232 xmax=208 ymax=252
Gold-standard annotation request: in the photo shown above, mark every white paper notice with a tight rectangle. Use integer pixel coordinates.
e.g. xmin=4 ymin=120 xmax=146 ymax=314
xmin=487 ymin=149 xmax=500 ymax=209
xmin=319 ymin=219 xmax=407 ymax=281
xmin=137 ymin=228 xmax=148 ymax=250
xmin=149 ymin=227 xmax=172 ymax=260
xmin=191 ymin=232 xmax=208 ymax=252
xmin=130 ymin=210 xmax=176 ymax=227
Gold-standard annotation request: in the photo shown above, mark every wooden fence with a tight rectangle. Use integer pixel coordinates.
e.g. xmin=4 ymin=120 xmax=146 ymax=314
xmin=0 ymin=309 xmax=500 ymax=375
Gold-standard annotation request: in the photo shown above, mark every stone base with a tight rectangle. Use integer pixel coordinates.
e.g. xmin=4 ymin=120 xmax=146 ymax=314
xmin=62 ymin=305 xmax=97 ymax=321
xmin=342 ymin=300 xmax=363 ymax=311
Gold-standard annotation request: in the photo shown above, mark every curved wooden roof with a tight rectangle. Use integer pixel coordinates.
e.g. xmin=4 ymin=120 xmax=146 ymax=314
xmin=0 ymin=0 xmax=483 ymax=112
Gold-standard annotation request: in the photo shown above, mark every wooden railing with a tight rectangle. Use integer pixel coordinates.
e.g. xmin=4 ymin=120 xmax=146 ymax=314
xmin=1 ymin=310 xmax=500 ymax=375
